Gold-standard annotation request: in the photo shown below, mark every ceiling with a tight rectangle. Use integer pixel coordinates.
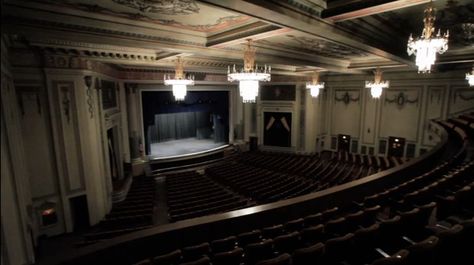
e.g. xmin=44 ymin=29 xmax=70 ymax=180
xmin=2 ymin=0 xmax=474 ymax=77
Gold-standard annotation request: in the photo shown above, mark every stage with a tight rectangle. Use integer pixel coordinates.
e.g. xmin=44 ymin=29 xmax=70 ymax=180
xmin=149 ymin=138 xmax=228 ymax=160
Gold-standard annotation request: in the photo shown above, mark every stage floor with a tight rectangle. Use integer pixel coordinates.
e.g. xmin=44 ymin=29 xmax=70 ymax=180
xmin=149 ymin=138 xmax=227 ymax=159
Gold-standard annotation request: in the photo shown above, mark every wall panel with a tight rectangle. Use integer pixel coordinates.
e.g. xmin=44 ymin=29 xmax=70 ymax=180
xmin=380 ymin=87 xmax=421 ymax=141
xmin=331 ymin=89 xmax=361 ymax=137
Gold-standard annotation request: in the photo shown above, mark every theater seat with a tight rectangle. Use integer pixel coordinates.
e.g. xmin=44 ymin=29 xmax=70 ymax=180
xmin=273 ymin=231 xmax=300 ymax=254
xmin=324 ymin=233 xmax=354 ymax=264
xmin=210 ymin=236 xmax=237 ymax=253
xmin=255 ymin=253 xmax=291 ymax=265
xmin=291 ymin=242 xmax=325 ymax=265
xmin=211 ymin=247 xmax=243 ymax=265
xmin=178 ymin=256 xmax=210 ymax=265
xmin=152 ymin=249 xmax=182 ymax=265
xmin=284 ymin=218 xmax=305 ymax=232
xmin=237 ymin=230 xmax=261 ymax=247
xmin=370 ymin=249 xmax=409 ymax=265
xmin=406 ymin=236 xmax=438 ymax=265
xmin=352 ymin=223 xmax=380 ymax=264
xmin=181 ymin=243 xmax=210 ymax=261
xmin=262 ymin=224 xmax=285 ymax=239
xmin=300 ymin=224 xmax=325 ymax=246
xmin=435 ymin=224 xmax=464 ymax=265
xmin=133 ymin=259 xmax=151 ymax=265
xmin=245 ymin=239 xmax=274 ymax=265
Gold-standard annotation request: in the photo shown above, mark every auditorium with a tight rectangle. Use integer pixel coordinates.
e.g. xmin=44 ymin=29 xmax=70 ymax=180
xmin=2 ymin=0 xmax=474 ymax=264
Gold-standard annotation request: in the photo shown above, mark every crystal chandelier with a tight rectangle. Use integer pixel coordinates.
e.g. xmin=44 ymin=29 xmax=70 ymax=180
xmin=306 ymin=72 xmax=324 ymax=98
xmin=228 ymin=39 xmax=271 ymax=103
xmin=467 ymin=66 xmax=474 ymax=87
xmin=407 ymin=1 xmax=449 ymax=73
xmin=164 ymin=56 xmax=194 ymax=101
xmin=365 ymin=67 xmax=389 ymax=99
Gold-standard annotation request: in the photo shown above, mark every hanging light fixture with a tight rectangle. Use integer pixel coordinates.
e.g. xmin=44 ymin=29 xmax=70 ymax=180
xmin=306 ymin=72 xmax=324 ymax=98
xmin=466 ymin=66 xmax=474 ymax=87
xmin=228 ymin=39 xmax=271 ymax=103
xmin=164 ymin=56 xmax=194 ymax=101
xmin=407 ymin=1 xmax=449 ymax=73
xmin=366 ymin=67 xmax=389 ymax=99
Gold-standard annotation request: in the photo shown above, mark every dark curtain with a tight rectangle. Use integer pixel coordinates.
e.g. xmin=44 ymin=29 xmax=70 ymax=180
xmin=142 ymin=91 xmax=229 ymax=154
xmin=263 ymin=112 xmax=292 ymax=147
xmin=147 ymin=111 xmax=223 ymax=144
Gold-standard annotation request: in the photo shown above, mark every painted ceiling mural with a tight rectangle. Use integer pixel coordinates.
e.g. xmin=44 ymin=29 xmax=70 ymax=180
xmin=111 ymin=0 xmax=200 ymax=15
xmin=256 ymin=34 xmax=369 ymax=60
xmin=34 ymin=0 xmax=252 ymax=32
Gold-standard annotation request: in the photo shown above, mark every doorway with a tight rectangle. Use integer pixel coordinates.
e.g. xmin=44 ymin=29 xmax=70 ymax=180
xmin=263 ymin=112 xmax=292 ymax=147
xmin=388 ymin=136 xmax=406 ymax=157
xmin=337 ymin=134 xmax=351 ymax=152
xmin=69 ymin=195 xmax=90 ymax=232
xmin=107 ymin=127 xmax=120 ymax=181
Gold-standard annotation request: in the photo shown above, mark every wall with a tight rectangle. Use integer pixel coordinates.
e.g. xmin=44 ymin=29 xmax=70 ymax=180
xmin=316 ymin=70 xmax=474 ymax=157
xmin=1 ymin=37 xmax=36 ymax=265
xmin=6 ymin=47 xmax=127 ymax=248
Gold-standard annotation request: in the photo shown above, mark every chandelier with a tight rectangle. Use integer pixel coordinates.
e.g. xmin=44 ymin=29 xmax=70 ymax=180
xmin=228 ymin=39 xmax=271 ymax=103
xmin=306 ymin=72 xmax=324 ymax=98
xmin=467 ymin=66 xmax=474 ymax=87
xmin=164 ymin=56 xmax=194 ymax=101
xmin=365 ymin=67 xmax=389 ymax=98
xmin=407 ymin=1 xmax=449 ymax=73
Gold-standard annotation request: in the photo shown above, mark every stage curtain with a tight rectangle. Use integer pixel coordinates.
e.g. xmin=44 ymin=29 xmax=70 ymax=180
xmin=149 ymin=112 xmax=214 ymax=143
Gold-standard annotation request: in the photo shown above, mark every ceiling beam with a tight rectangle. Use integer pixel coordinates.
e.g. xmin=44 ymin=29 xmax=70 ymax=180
xmin=198 ymin=0 xmax=413 ymax=68
xmin=207 ymin=22 xmax=291 ymax=48
xmin=322 ymin=0 xmax=430 ymax=22
xmin=7 ymin=23 xmax=358 ymax=73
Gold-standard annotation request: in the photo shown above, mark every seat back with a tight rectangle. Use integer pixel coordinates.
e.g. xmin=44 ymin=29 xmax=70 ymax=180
xmin=301 ymin=224 xmax=325 ymax=246
xmin=255 ymin=253 xmax=291 ymax=265
xmin=182 ymin=243 xmax=210 ymax=261
xmin=407 ymin=236 xmax=438 ymax=265
xmin=362 ymin=205 xmax=381 ymax=226
xmin=152 ymin=249 xmax=182 ymax=265
xmin=285 ymin=218 xmax=304 ymax=232
xmin=417 ymin=202 xmax=436 ymax=227
xmin=245 ymin=239 xmax=274 ymax=265
xmin=345 ymin=210 xmax=364 ymax=231
xmin=262 ymin=224 xmax=284 ymax=239
xmin=325 ymin=217 xmax=347 ymax=236
xmin=370 ymin=249 xmax=409 ymax=265
xmin=292 ymin=242 xmax=325 ymax=265
xmin=210 ymin=236 xmax=237 ymax=253
xmin=211 ymin=247 xmax=243 ymax=265
xmin=273 ymin=231 xmax=300 ymax=254
xmin=238 ymin=230 xmax=261 ymax=247
xmin=178 ymin=256 xmax=210 ymax=265
xmin=304 ymin=213 xmax=322 ymax=226
xmin=379 ymin=215 xmax=401 ymax=240
xmin=325 ymin=233 xmax=354 ymax=263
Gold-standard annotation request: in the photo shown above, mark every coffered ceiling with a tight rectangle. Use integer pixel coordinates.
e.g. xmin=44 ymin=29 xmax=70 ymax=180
xmin=2 ymin=0 xmax=474 ymax=77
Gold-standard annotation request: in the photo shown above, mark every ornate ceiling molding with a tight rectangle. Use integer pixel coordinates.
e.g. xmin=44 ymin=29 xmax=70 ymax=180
xmin=29 ymin=0 xmax=251 ymax=33
xmin=111 ymin=0 xmax=200 ymax=15
xmin=286 ymin=35 xmax=369 ymax=59
xmin=8 ymin=17 xmax=206 ymax=47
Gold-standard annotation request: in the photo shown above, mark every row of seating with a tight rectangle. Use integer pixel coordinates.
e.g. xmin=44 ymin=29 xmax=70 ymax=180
xmin=163 ymin=147 xmax=406 ymax=222
xmin=131 ymin=118 xmax=473 ymax=265
xmin=83 ymin=176 xmax=156 ymax=242
xmin=165 ymin=171 xmax=254 ymax=222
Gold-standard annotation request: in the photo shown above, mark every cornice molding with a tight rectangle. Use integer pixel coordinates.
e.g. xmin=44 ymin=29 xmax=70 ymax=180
xmin=6 ymin=16 xmax=206 ymax=47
